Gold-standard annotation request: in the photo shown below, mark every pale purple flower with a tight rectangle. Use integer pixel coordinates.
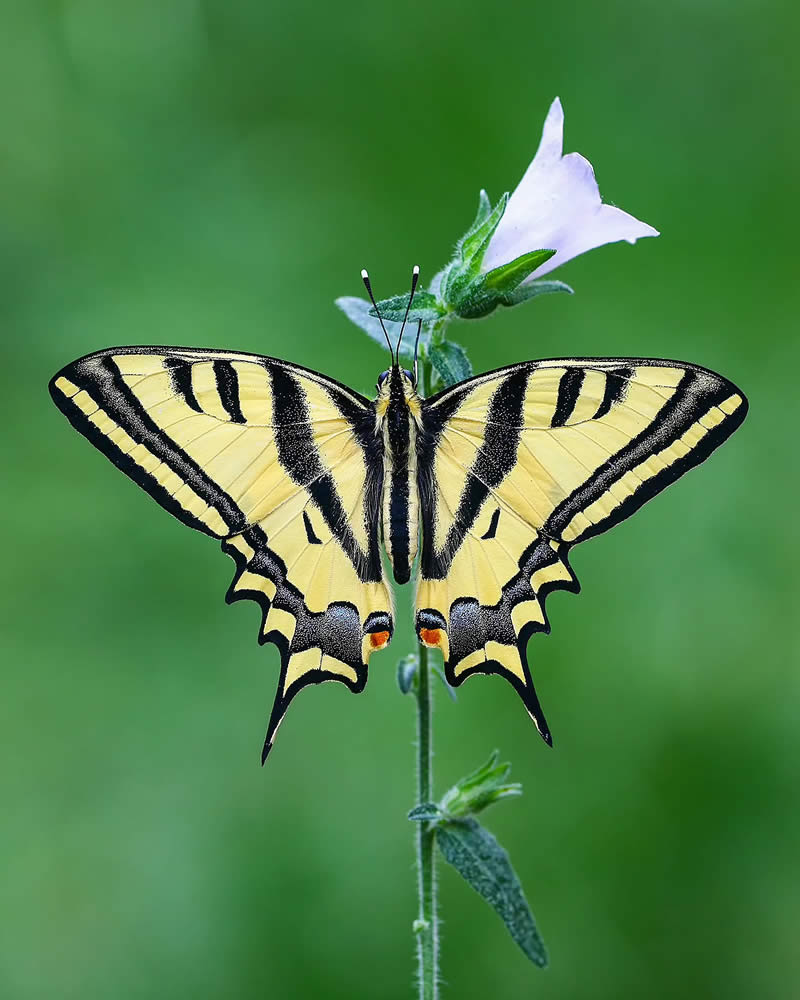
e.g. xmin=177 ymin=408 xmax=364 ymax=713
xmin=482 ymin=97 xmax=658 ymax=282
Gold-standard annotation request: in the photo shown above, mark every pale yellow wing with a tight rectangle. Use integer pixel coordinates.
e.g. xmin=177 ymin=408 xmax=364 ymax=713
xmin=416 ymin=358 xmax=748 ymax=742
xmin=50 ymin=346 xmax=393 ymax=760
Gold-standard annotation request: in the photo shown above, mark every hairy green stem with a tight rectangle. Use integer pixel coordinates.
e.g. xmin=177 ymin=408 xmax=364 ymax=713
xmin=415 ymin=642 xmax=438 ymax=999
xmin=414 ymin=353 xmax=438 ymax=999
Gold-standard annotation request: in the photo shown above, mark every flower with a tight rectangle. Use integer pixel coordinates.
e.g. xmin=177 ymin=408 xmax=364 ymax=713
xmin=481 ymin=97 xmax=658 ymax=282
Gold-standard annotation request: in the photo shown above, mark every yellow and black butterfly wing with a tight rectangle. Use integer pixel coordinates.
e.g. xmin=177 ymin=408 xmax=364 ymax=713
xmin=415 ymin=358 xmax=747 ymax=742
xmin=49 ymin=347 xmax=393 ymax=760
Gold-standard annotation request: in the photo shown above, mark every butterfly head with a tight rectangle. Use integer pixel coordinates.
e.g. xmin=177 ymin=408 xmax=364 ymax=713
xmin=374 ymin=364 xmax=421 ymax=424
xmin=376 ymin=367 xmax=415 ymax=391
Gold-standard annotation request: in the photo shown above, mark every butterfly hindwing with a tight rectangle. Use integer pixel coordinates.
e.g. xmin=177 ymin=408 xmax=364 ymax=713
xmin=415 ymin=358 xmax=747 ymax=741
xmin=50 ymin=347 xmax=394 ymax=759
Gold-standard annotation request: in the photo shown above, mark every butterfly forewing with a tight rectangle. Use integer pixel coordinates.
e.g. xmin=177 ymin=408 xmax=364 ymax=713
xmin=50 ymin=347 xmax=393 ymax=760
xmin=415 ymin=358 xmax=747 ymax=741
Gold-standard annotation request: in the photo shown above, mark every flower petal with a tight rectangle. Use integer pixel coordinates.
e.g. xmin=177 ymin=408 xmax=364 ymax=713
xmin=483 ymin=97 xmax=658 ymax=280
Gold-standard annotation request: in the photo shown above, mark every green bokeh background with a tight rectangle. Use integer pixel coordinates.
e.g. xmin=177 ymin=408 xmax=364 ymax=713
xmin=2 ymin=2 xmax=797 ymax=998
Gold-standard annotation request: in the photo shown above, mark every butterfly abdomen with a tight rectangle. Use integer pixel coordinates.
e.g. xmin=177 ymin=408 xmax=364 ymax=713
xmin=383 ymin=459 xmax=419 ymax=584
xmin=380 ymin=369 xmax=420 ymax=584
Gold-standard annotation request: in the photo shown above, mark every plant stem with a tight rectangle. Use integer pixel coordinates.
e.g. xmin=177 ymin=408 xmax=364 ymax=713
xmin=414 ymin=353 xmax=438 ymax=999
xmin=415 ymin=641 xmax=438 ymax=999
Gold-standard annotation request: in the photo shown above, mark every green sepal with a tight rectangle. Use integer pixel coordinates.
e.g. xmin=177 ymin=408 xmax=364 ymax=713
xmin=481 ymin=249 xmax=556 ymax=292
xmin=369 ymin=290 xmax=444 ymax=324
xmin=442 ymin=192 xmax=509 ymax=303
xmin=408 ymin=803 xmax=444 ymax=822
xmin=459 ymin=192 xmax=508 ymax=272
xmin=469 ymin=188 xmax=492 ymax=233
xmin=335 ymin=296 xmax=426 ymax=360
xmin=436 ymin=817 xmax=548 ymax=968
xmin=428 ymin=339 xmax=473 ymax=389
xmin=459 ymin=189 xmax=501 ymax=267
xmin=448 ymin=249 xmax=556 ymax=320
xmin=397 ymin=654 xmax=418 ymax=695
xmin=499 ymin=278 xmax=574 ymax=307
xmin=439 ymin=751 xmax=522 ymax=819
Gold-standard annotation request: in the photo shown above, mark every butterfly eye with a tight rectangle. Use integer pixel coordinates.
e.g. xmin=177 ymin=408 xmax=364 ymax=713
xmin=376 ymin=370 xmax=391 ymax=389
xmin=402 ymin=369 xmax=415 ymax=383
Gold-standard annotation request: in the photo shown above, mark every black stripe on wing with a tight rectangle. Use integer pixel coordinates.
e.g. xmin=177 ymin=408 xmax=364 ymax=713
xmin=420 ymin=368 xmax=529 ymax=578
xmin=164 ymin=357 xmax=203 ymax=413
xmin=551 ymin=367 xmax=585 ymax=426
xmin=50 ymin=355 xmax=247 ymax=537
xmin=544 ymin=367 xmax=749 ymax=544
xmin=270 ymin=365 xmax=384 ymax=583
xmin=592 ymin=365 xmax=632 ymax=419
xmin=213 ymin=360 xmax=246 ymax=423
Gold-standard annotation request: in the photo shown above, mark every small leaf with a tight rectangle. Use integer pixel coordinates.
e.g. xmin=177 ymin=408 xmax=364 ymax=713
xmin=335 ymin=296 xmax=423 ymax=360
xmin=408 ymin=803 xmax=443 ymax=822
xmin=481 ymin=249 xmax=556 ymax=293
xmin=437 ymin=817 xmax=548 ymax=968
xmin=439 ymin=750 xmax=522 ymax=818
xmin=369 ymin=290 xmax=444 ymax=323
xmin=449 ymin=750 xmax=508 ymax=795
xmin=397 ymin=654 xmax=418 ymax=695
xmin=499 ymin=278 xmax=574 ymax=307
xmin=428 ymin=339 xmax=473 ymax=389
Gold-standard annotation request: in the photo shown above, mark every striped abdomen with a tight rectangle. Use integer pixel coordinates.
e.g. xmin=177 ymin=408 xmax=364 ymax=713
xmin=382 ymin=409 xmax=419 ymax=585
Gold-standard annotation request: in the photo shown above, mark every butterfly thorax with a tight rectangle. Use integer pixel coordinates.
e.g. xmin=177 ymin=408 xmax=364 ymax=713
xmin=374 ymin=366 xmax=421 ymax=585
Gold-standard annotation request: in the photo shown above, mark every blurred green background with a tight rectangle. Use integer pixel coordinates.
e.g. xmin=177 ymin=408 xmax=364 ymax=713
xmin=1 ymin=1 xmax=797 ymax=998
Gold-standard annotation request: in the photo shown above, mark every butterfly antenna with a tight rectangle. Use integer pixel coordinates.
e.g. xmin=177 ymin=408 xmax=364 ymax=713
xmin=361 ymin=269 xmax=394 ymax=362
xmin=398 ymin=264 xmax=420 ymax=358
xmin=413 ymin=319 xmax=423 ymax=387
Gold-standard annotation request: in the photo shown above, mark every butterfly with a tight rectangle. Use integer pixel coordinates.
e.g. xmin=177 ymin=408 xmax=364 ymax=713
xmin=49 ymin=268 xmax=747 ymax=761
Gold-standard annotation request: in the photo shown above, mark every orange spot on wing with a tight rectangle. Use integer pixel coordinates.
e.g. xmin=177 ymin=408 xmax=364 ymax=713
xmin=419 ymin=628 xmax=442 ymax=646
xmin=369 ymin=630 xmax=390 ymax=649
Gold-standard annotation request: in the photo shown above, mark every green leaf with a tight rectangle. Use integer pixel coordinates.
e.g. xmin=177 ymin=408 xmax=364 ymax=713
xmin=439 ymin=750 xmax=522 ymax=818
xmin=428 ymin=339 xmax=473 ymax=388
xmin=437 ymin=817 xmax=548 ymax=968
xmin=335 ymin=296 xmax=425 ymax=360
xmin=397 ymin=654 xmax=418 ymax=695
xmin=498 ymin=278 xmax=574 ymax=306
xmin=408 ymin=803 xmax=443 ymax=822
xmin=458 ymin=192 xmax=509 ymax=272
xmin=369 ymin=290 xmax=444 ymax=323
xmin=481 ymin=249 xmax=556 ymax=293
